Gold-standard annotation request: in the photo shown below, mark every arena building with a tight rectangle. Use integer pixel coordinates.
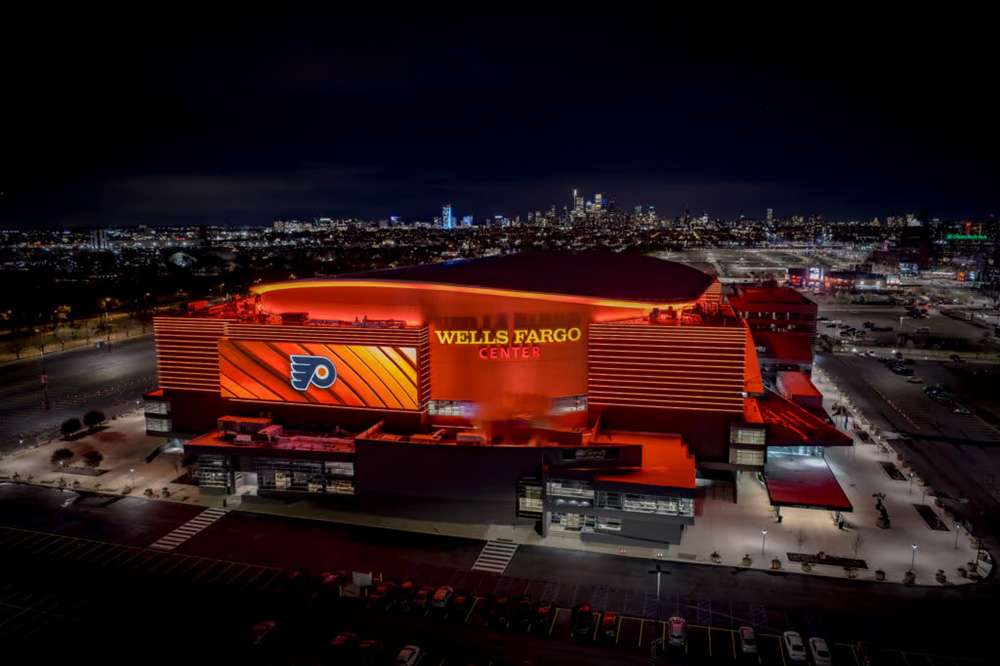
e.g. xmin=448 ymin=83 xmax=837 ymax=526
xmin=145 ymin=251 xmax=850 ymax=546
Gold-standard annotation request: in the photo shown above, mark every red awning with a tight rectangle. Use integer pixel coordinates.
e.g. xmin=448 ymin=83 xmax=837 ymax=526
xmin=754 ymin=391 xmax=852 ymax=447
xmin=764 ymin=455 xmax=852 ymax=511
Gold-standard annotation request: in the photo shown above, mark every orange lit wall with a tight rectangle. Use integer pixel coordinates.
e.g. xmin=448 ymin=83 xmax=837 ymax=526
xmin=254 ymin=282 xmax=666 ymax=423
xmin=220 ymin=340 xmax=420 ymax=410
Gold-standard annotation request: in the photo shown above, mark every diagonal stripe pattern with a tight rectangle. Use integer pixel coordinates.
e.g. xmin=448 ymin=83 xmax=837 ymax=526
xmin=149 ymin=508 xmax=229 ymax=551
xmin=471 ymin=539 xmax=519 ymax=574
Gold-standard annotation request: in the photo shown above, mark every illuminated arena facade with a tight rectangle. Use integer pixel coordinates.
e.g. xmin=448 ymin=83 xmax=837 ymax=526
xmin=145 ymin=251 xmax=850 ymax=546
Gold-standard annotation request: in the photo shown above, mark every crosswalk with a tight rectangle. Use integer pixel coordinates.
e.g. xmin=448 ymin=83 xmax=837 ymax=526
xmin=149 ymin=507 xmax=229 ymax=551
xmin=471 ymin=539 xmax=518 ymax=574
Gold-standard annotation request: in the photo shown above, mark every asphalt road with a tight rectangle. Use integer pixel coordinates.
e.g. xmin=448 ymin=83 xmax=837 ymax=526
xmin=0 ymin=483 xmax=994 ymax=663
xmin=0 ymin=336 xmax=156 ymax=454
xmin=817 ymin=353 xmax=1000 ymax=571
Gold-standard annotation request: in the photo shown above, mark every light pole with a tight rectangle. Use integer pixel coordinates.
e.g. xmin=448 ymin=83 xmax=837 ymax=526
xmin=130 ymin=467 xmax=135 ymax=490
xmin=908 ymin=472 xmax=915 ymax=495
xmin=761 ymin=529 xmax=768 ymax=556
xmin=954 ymin=523 xmax=961 ymax=549
xmin=648 ymin=563 xmax=666 ymax=601
xmin=105 ymin=299 xmax=112 ymax=351
xmin=910 ymin=543 xmax=918 ymax=572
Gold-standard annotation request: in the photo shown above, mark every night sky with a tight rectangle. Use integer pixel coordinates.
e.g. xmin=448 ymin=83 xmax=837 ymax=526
xmin=2 ymin=9 xmax=998 ymax=227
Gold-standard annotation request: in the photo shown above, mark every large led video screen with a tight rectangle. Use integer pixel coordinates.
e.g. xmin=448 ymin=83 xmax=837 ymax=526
xmin=219 ymin=339 xmax=420 ymax=410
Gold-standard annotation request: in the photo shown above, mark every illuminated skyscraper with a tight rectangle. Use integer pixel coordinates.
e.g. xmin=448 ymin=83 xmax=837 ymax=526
xmin=461 ymin=215 xmax=473 ymax=227
xmin=766 ymin=208 xmax=774 ymax=223
xmin=442 ymin=204 xmax=454 ymax=230
xmin=573 ymin=190 xmax=585 ymax=218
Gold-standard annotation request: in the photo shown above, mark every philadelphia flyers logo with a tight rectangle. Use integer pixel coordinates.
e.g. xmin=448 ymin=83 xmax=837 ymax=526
xmin=289 ymin=355 xmax=337 ymax=390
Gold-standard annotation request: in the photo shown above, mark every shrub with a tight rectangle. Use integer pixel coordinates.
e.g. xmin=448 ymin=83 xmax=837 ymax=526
xmin=82 ymin=450 xmax=104 ymax=468
xmin=60 ymin=418 xmax=82 ymax=437
xmin=51 ymin=448 xmax=74 ymax=465
xmin=83 ymin=409 xmax=106 ymax=431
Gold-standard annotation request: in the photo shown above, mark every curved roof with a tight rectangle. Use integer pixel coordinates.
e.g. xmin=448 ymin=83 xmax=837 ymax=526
xmin=255 ymin=251 xmax=715 ymax=304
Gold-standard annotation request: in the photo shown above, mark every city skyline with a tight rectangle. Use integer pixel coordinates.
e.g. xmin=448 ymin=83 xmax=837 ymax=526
xmin=2 ymin=9 xmax=999 ymax=228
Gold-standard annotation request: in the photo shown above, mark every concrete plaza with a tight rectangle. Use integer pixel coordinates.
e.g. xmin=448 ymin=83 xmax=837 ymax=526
xmin=0 ymin=392 xmax=987 ymax=586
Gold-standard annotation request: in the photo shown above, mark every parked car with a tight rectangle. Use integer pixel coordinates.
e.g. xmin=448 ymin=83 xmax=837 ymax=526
xmin=667 ymin=616 xmax=687 ymax=647
xmin=449 ymin=590 xmax=472 ymax=622
xmin=782 ymin=631 xmax=807 ymax=662
xmin=487 ymin=595 xmax=512 ymax=629
xmin=394 ymin=645 xmax=423 ymax=666
xmin=808 ymin=637 xmax=832 ymax=666
xmin=366 ymin=580 xmax=397 ymax=611
xmin=738 ymin=625 xmax=758 ymax=656
xmin=906 ymin=376 xmax=924 ymax=384
xmin=952 ymin=404 xmax=972 ymax=415
xmin=318 ymin=570 xmax=347 ymax=603
xmin=412 ymin=585 xmax=434 ymax=612
xmin=329 ymin=631 xmax=358 ymax=654
xmin=431 ymin=585 xmax=454 ymax=610
xmin=533 ymin=601 xmax=554 ymax=634
xmin=356 ymin=639 xmax=383 ymax=664
xmin=598 ymin=611 xmax=619 ymax=643
xmin=570 ymin=602 xmax=595 ymax=640
xmin=392 ymin=579 xmax=417 ymax=612
xmin=248 ymin=619 xmax=279 ymax=647
xmin=509 ymin=595 xmax=534 ymax=632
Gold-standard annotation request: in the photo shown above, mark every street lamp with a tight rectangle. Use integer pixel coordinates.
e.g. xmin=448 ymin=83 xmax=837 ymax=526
xmin=908 ymin=472 xmax=915 ymax=495
xmin=910 ymin=543 xmax=919 ymax=572
xmin=130 ymin=467 xmax=135 ymax=489
xmin=761 ymin=529 xmax=768 ymax=556
xmin=647 ymin=563 xmax=667 ymax=601
xmin=954 ymin=523 xmax=961 ymax=549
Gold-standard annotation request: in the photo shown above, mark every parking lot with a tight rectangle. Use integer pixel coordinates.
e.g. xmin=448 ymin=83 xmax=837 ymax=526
xmin=0 ymin=523 xmax=987 ymax=665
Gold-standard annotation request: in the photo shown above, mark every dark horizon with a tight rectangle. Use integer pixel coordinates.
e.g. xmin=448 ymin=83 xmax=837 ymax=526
xmin=2 ymin=9 xmax=999 ymax=228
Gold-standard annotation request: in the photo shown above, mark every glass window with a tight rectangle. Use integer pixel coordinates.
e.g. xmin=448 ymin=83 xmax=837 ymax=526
xmin=596 ymin=491 xmax=622 ymax=509
xmin=325 ymin=461 xmax=355 ymax=477
xmin=145 ymin=416 xmax=171 ymax=433
xmin=428 ymin=400 xmax=476 ymax=417
xmin=731 ymin=425 xmax=766 ymax=445
xmin=621 ymin=492 xmax=694 ymax=516
xmin=550 ymin=394 xmax=588 ymax=415
xmin=597 ymin=517 xmax=622 ymax=531
xmin=144 ymin=400 xmax=169 ymax=415
xmin=731 ymin=448 xmax=765 ymax=466
xmin=547 ymin=480 xmax=595 ymax=499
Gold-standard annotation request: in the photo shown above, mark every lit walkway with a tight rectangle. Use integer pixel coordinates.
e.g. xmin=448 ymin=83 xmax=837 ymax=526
xmin=149 ymin=507 xmax=229 ymax=551
xmin=472 ymin=539 xmax=518 ymax=574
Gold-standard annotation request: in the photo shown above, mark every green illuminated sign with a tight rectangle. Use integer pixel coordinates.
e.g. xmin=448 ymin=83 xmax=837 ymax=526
xmin=946 ymin=233 xmax=987 ymax=241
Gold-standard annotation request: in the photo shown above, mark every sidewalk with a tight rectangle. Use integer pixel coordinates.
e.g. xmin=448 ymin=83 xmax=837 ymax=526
xmin=0 ymin=407 xmax=987 ymax=586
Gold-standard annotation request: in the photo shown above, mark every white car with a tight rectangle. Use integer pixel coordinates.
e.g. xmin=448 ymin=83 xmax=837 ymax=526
xmin=809 ymin=637 xmax=832 ymax=666
xmin=667 ymin=616 xmax=687 ymax=647
xmin=783 ymin=631 xmax=807 ymax=662
xmin=738 ymin=625 xmax=758 ymax=655
xmin=394 ymin=645 xmax=422 ymax=666
xmin=906 ymin=376 xmax=924 ymax=384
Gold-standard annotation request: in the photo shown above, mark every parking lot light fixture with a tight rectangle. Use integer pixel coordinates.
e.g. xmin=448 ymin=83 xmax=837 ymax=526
xmin=954 ymin=524 xmax=961 ymax=549
xmin=911 ymin=543 xmax=919 ymax=571
xmin=761 ymin=529 xmax=768 ymax=556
